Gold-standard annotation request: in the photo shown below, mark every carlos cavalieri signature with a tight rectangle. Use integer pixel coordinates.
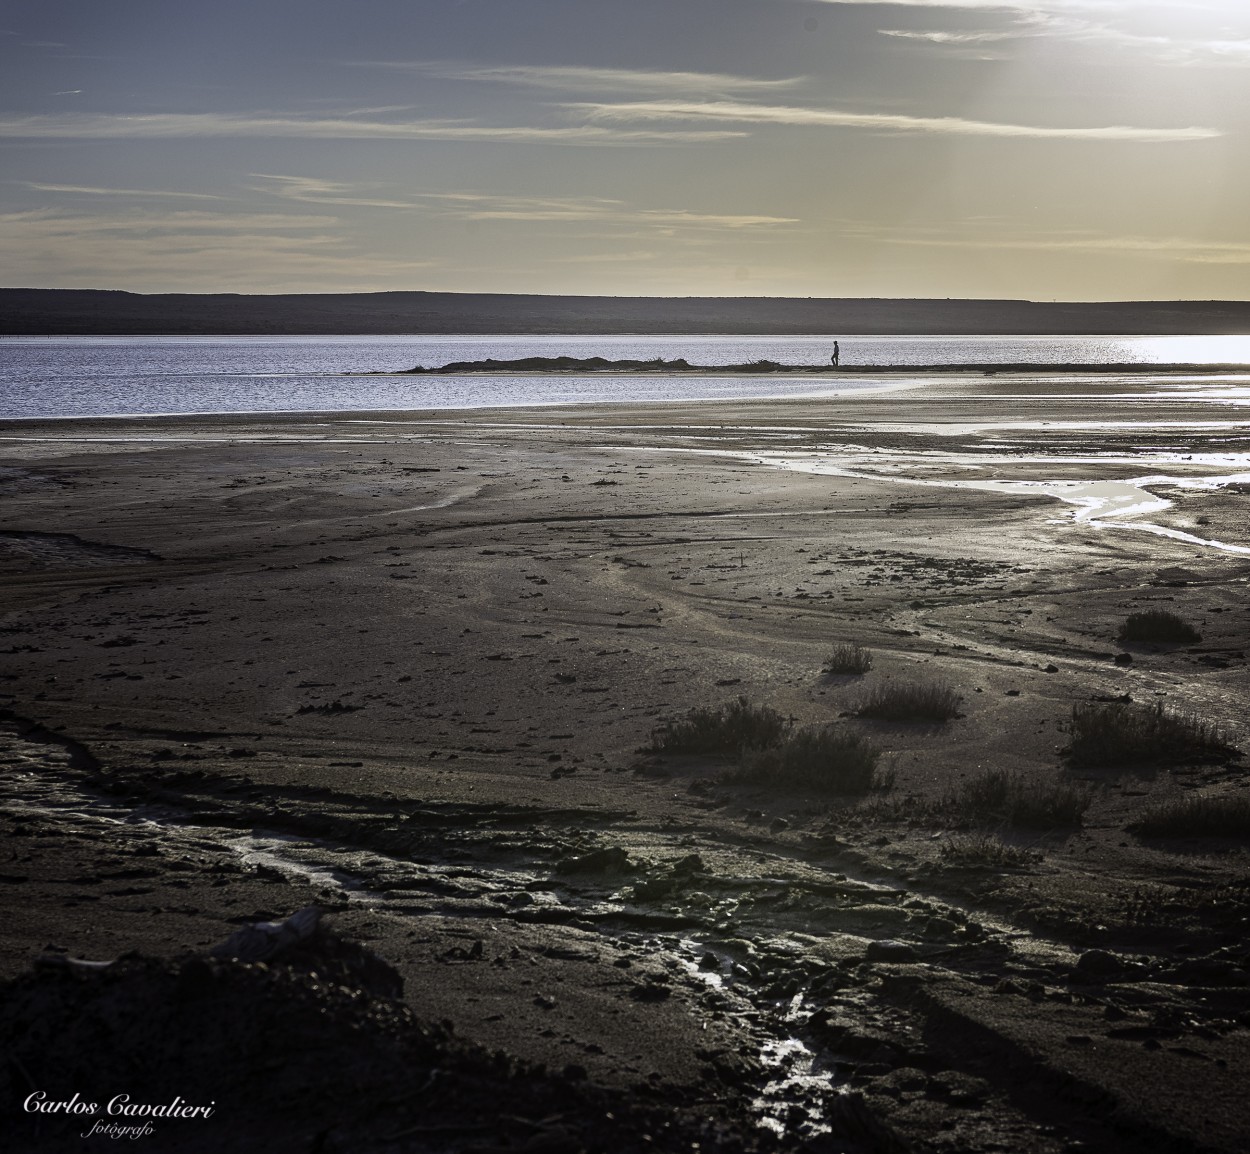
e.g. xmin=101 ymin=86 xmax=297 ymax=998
xmin=24 ymin=1091 xmax=216 ymax=1139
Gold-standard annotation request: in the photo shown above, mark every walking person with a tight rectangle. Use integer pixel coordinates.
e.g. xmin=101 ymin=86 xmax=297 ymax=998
xmin=831 ymin=341 xmax=840 ymax=367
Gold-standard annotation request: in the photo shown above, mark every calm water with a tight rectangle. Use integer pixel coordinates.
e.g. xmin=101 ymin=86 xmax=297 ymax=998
xmin=4 ymin=333 xmax=1250 ymax=419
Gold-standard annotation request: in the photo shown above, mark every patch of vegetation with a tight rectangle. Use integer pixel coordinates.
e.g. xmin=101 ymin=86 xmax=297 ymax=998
xmin=1066 ymin=701 xmax=1237 ymax=767
xmin=1122 ymin=879 xmax=1250 ymax=932
xmin=940 ymin=834 xmax=1039 ymax=869
xmin=1129 ymin=793 xmax=1250 ymax=839
xmin=1118 ymin=609 xmax=1201 ymax=644
xmin=731 ymin=727 xmax=884 ymax=795
xmin=945 ymin=769 xmax=1090 ymax=829
xmin=296 ymin=700 xmax=362 ymax=715
xmin=856 ymin=679 xmax=962 ymax=723
xmin=822 ymin=644 xmax=873 ymax=676
xmin=650 ymin=696 xmax=789 ymax=755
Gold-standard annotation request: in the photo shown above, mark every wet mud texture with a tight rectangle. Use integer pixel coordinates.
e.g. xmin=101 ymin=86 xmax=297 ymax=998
xmin=2 ymin=924 xmax=791 ymax=1154
xmin=2 ymin=384 xmax=1250 ymax=1152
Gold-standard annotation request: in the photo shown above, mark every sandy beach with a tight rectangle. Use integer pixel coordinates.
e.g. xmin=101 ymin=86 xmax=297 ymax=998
xmin=3 ymin=371 xmax=1250 ymax=1152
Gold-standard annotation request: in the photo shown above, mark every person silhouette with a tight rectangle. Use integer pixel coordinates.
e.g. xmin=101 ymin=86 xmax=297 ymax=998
xmin=831 ymin=341 xmax=840 ymax=367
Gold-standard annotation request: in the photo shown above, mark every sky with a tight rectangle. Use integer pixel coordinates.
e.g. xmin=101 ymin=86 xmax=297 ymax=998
xmin=2 ymin=0 xmax=1250 ymax=300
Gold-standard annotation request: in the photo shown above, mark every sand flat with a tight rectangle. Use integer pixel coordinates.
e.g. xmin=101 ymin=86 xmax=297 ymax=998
xmin=2 ymin=376 xmax=1249 ymax=1151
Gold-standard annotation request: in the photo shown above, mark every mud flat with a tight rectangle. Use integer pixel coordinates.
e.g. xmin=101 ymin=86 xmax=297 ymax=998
xmin=2 ymin=372 xmax=1249 ymax=1152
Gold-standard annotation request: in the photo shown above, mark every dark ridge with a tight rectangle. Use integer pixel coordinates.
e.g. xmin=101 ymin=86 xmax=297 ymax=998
xmin=4 ymin=288 xmax=1250 ymax=336
xmin=395 ymin=358 xmax=1250 ymax=375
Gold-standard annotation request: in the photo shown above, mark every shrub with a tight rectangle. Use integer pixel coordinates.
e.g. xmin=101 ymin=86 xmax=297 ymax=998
xmin=732 ymin=727 xmax=883 ymax=795
xmin=650 ymin=696 xmax=789 ymax=754
xmin=1067 ymin=701 xmax=1237 ymax=767
xmin=1130 ymin=794 xmax=1250 ymax=839
xmin=940 ymin=834 xmax=1039 ymax=869
xmin=822 ymin=644 xmax=873 ymax=676
xmin=1118 ymin=610 xmax=1200 ymax=644
xmin=945 ymin=769 xmax=1090 ymax=829
xmin=856 ymin=679 xmax=961 ymax=723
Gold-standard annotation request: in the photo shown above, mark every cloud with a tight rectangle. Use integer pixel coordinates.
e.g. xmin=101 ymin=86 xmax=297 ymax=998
xmin=251 ymin=174 xmax=416 ymax=208
xmin=867 ymin=2 xmax=1250 ymax=66
xmin=808 ymin=1 xmax=1138 ymax=10
xmin=22 ymin=181 xmax=224 ymax=200
xmin=361 ymin=61 xmax=804 ymax=95
xmin=3 ymin=207 xmax=339 ymax=234
xmin=878 ymin=29 xmax=1014 ymax=42
xmin=0 ymin=112 xmax=743 ymax=145
xmin=574 ymin=100 xmax=1219 ymax=142
xmin=876 ymin=226 xmax=1250 ymax=264
xmin=416 ymin=191 xmax=797 ymax=230
xmin=425 ymin=192 xmax=793 ymax=229
xmin=0 ymin=208 xmax=435 ymax=292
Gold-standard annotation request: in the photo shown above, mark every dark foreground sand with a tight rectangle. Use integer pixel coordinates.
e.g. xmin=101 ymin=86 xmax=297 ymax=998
xmin=2 ymin=372 xmax=1249 ymax=1152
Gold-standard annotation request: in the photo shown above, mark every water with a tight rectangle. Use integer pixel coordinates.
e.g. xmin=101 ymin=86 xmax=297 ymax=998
xmin=4 ymin=333 xmax=1250 ymax=419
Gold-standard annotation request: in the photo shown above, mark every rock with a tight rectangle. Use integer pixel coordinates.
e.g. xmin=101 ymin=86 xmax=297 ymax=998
xmin=1166 ymin=957 xmax=1250 ymax=988
xmin=554 ymin=846 xmax=632 ymax=875
xmin=872 ymin=1066 xmax=928 ymax=1095
xmin=1069 ymin=948 xmax=1128 ymax=983
xmin=866 ymin=940 xmax=917 ymax=963
xmin=928 ymin=1070 xmax=990 ymax=1105
xmin=210 ymin=905 xmax=322 ymax=963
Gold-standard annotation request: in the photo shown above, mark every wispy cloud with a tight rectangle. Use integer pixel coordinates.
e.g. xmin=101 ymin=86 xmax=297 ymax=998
xmin=879 ymin=29 xmax=1014 ymax=43
xmin=3 ymin=207 xmax=339 ymax=234
xmin=0 ymin=208 xmax=436 ymax=292
xmin=418 ymin=191 xmax=797 ymax=230
xmin=877 ymin=226 xmax=1250 ymax=264
xmin=809 ymin=1 xmax=1138 ymax=10
xmin=22 ymin=181 xmax=225 ymax=200
xmin=869 ymin=2 xmax=1250 ymax=66
xmin=361 ymin=61 xmax=804 ymax=95
xmin=0 ymin=112 xmax=743 ymax=145
xmin=251 ymin=173 xmax=415 ymax=208
xmin=574 ymin=100 xmax=1219 ymax=142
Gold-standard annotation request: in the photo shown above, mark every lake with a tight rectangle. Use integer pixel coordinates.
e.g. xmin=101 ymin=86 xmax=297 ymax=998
xmin=5 ymin=333 xmax=1250 ymax=419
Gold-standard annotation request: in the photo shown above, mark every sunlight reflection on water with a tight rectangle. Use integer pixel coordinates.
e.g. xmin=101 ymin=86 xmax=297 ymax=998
xmin=5 ymin=333 xmax=1250 ymax=418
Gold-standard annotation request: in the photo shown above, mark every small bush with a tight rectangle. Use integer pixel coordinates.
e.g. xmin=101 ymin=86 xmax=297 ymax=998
xmin=1130 ymin=794 xmax=1250 ymax=839
xmin=1118 ymin=610 xmax=1200 ymax=644
xmin=1067 ymin=701 xmax=1237 ymax=767
xmin=940 ymin=834 xmax=1039 ymax=869
xmin=823 ymin=644 xmax=873 ymax=676
xmin=945 ymin=769 xmax=1090 ymax=829
xmin=857 ymin=679 xmax=961 ymax=723
xmin=650 ymin=696 xmax=789 ymax=754
xmin=732 ymin=726 xmax=883 ymax=795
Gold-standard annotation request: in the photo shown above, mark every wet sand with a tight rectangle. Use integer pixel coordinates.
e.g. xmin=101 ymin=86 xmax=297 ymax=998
xmin=2 ymin=373 xmax=1250 ymax=1152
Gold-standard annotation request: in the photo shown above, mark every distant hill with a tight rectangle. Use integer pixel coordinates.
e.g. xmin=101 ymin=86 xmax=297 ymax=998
xmin=3 ymin=288 xmax=1250 ymax=336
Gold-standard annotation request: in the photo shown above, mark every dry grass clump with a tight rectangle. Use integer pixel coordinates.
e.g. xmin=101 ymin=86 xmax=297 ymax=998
xmin=940 ymin=834 xmax=1039 ymax=869
xmin=856 ymin=679 xmax=962 ymax=723
xmin=1118 ymin=609 xmax=1201 ymax=644
xmin=945 ymin=769 xmax=1090 ymax=829
xmin=1067 ymin=701 xmax=1237 ymax=767
xmin=732 ymin=727 xmax=885 ymax=795
xmin=652 ymin=697 xmax=886 ymax=796
xmin=822 ymin=644 xmax=873 ymax=676
xmin=650 ymin=696 xmax=789 ymax=755
xmin=1129 ymin=793 xmax=1250 ymax=840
